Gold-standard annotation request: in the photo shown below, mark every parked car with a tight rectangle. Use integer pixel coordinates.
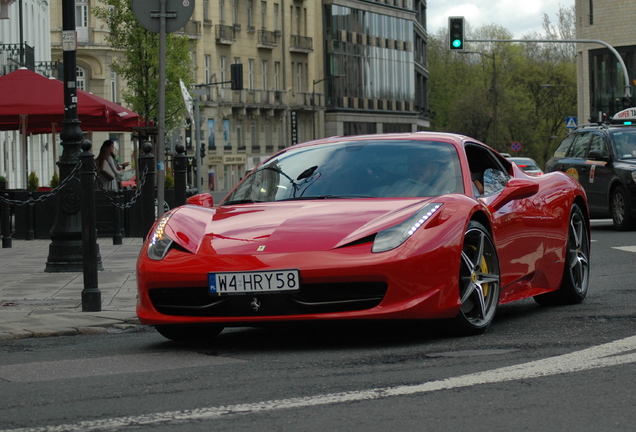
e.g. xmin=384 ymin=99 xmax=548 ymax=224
xmin=137 ymin=131 xmax=590 ymax=341
xmin=120 ymin=169 xmax=136 ymax=189
xmin=545 ymin=108 xmax=636 ymax=230
xmin=508 ymin=157 xmax=544 ymax=176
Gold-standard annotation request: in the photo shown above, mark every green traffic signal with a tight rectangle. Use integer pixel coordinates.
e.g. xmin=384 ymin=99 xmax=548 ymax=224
xmin=449 ymin=16 xmax=465 ymax=51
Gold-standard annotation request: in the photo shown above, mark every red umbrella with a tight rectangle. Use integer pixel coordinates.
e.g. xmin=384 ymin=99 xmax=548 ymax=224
xmin=0 ymin=68 xmax=142 ymax=133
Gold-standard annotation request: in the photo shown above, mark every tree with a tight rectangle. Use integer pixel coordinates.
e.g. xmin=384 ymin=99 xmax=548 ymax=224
xmin=94 ymin=0 xmax=195 ymax=133
xmin=428 ymin=6 xmax=577 ymax=168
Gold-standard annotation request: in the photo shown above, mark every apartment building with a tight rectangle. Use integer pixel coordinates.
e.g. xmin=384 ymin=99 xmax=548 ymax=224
xmin=322 ymin=0 xmax=430 ymax=136
xmin=576 ymin=0 xmax=636 ymax=123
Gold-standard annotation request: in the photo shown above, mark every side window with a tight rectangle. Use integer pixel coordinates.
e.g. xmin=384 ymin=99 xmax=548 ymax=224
xmin=587 ymin=133 xmax=608 ymax=157
xmin=554 ymin=134 xmax=575 ymax=158
xmin=465 ymin=143 xmax=509 ymax=196
xmin=567 ymin=132 xmax=591 ymax=158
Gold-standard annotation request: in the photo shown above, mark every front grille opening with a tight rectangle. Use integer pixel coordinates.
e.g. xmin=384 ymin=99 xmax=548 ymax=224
xmin=148 ymin=281 xmax=387 ymax=317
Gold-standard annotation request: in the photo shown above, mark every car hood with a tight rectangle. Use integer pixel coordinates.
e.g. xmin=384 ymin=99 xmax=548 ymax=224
xmin=165 ymin=198 xmax=439 ymax=255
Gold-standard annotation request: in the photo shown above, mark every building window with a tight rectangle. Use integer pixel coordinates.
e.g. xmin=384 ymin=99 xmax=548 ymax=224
xmin=274 ymin=4 xmax=279 ymax=32
xmin=247 ymin=0 xmax=253 ymax=28
xmin=76 ymin=0 xmax=89 ymax=43
xmin=261 ymin=60 xmax=268 ymax=90
xmin=237 ymin=119 xmax=244 ymax=150
xmin=274 ymin=62 xmax=280 ymax=91
xmin=248 ymin=59 xmax=255 ymax=90
xmin=220 ymin=56 xmax=227 ymax=87
xmin=261 ymin=1 xmax=267 ymax=29
xmin=232 ymin=0 xmax=238 ymax=25
xmin=296 ymin=62 xmax=303 ymax=92
xmin=251 ymin=120 xmax=258 ymax=150
xmin=219 ymin=0 xmax=225 ymax=24
xmin=204 ymin=55 xmax=211 ymax=84
xmin=110 ymin=69 xmax=117 ymax=102
xmin=76 ymin=66 xmax=86 ymax=91
xmin=203 ymin=0 xmax=209 ymax=22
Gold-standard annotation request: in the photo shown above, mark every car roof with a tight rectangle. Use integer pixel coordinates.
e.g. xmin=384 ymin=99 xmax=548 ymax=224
xmin=508 ymin=157 xmax=537 ymax=163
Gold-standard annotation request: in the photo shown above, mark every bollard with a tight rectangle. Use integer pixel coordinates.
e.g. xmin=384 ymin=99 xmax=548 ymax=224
xmin=112 ymin=190 xmax=123 ymax=245
xmin=1 ymin=194 xmax=11 ymax=248
xmin=80 ymin=139 xmax=101 ymax=312
xmin=26 ymin=193 xmax=34 ymax=240
xmin=140 ymin=141 xmax=156 ymax=238
xmin=173 ymin=143 xmax=187 ymax=207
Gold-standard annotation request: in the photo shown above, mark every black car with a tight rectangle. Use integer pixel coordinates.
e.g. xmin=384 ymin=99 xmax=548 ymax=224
xmin=545 ymin=109 xmax=636 ymax=230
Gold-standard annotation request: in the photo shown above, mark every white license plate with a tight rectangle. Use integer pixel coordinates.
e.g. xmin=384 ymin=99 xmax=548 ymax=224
xmin=209 ymin=269 xmax=300 ymax=295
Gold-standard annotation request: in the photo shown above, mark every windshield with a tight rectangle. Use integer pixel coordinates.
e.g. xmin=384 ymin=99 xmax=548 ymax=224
xmin=223 ymin=140 xmax=464 ymax=204
xmin=611 ymin=131 xmax=636 ymax=159
xmin=120 ymin=170 xmax=135 ymax=181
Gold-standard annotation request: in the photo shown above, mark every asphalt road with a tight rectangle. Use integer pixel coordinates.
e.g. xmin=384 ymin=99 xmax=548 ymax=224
xmin=0 ymin=219 xmax=634 ymax=432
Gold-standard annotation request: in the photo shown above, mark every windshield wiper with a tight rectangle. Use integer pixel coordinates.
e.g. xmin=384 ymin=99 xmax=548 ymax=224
xmin=222 ymin=199 xmax=265 ymax=205
xmin=279 ymin=194 xmax=373 ymax=201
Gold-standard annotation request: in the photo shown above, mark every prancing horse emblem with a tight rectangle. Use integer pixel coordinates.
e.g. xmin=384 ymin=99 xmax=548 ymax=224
xmin=251 ymin=297 xmax=261 ymax=312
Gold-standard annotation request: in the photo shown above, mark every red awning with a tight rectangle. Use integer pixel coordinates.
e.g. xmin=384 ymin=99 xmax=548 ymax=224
xmin=0 ymin=68 xmax=143 ymax=134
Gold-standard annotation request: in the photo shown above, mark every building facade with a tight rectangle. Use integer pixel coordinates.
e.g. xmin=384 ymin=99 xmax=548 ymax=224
xmin=322 ymin=0 xmax=429 ymax=136
xmin=0 ymin=0 xmax=54 ymax=189
xmin=45 ymin=0 xmax=430 ymax=193
xmin=576 ymin=0 xmax=636 ymax=123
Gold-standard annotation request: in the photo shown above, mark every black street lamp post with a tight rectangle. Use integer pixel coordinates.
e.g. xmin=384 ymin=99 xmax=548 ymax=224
xmin=45 ymin=0 xmax=102 ymax=273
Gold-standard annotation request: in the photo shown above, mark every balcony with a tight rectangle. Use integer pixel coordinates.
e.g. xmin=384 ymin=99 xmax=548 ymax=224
xmin=0 ymin=43 xmax=35 ymax=76
xmin=290 ymin=35 xmax=313 ymax=53
xmin=209 ymin=88 xmax=287 ymax=107
xmin=257 ymin=30 xmax=278 ymax=49
xmin=174 ymin=20 xmax=202 ymax=39
xmin=35 ymin=61 xmax=63 ymax=79
xmin=215 ymin=25 xmax=236 ymax=44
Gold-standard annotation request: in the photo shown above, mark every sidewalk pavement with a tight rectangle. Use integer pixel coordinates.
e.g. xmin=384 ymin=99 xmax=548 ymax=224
xmin=0 ymin=237 xmax=144 ymax=340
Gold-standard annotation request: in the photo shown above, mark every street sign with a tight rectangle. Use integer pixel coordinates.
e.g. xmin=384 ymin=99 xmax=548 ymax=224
xmin=131 ymin=0 xmax=195 ymax=34
xmin=511 ymin=141 xmax=522 ymax=152
xmin=566 ymin=117 xmax=578 ymax=129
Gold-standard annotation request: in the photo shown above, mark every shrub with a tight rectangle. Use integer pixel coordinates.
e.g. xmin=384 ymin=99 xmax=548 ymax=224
xmin=27 ymin=171 xmax=39 ymax=192
xmin=50 ymin=172 xmax=60 ymax=189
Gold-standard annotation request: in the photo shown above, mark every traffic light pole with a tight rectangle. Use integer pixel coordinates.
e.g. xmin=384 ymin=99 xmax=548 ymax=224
xmin=466 ymin=38 xmax=632 ymax=99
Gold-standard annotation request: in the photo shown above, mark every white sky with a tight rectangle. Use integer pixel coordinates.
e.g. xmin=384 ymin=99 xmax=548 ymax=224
xmin=427 ymin=0 xmax=574 ymax=39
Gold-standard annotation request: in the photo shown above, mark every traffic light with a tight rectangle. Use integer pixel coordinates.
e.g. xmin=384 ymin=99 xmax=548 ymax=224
xmin=449 ymin=17 xmax=465 ymax=51
xmin=622 ymin=96 xmax=633 ymax=109
xmin=200 ymin=143 xmax=205 ymax=158
xmin=230 ymin=63 xmax=243 ymax=90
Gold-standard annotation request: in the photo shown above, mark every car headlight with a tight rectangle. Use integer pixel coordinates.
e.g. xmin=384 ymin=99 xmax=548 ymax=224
xmin=372 ymin=203 xmax=443 ymax=253
xmin=147 ymin=214 xmax=174 ymax=261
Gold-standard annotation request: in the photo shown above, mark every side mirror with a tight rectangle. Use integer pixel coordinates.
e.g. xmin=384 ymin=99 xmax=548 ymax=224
xmin=186 ymin=193 xmax=214 ymax=208
xmin=587 ymin=149 xmax=609 ymax=161
xmin=489 ymin=178 xmax=539 ymax=211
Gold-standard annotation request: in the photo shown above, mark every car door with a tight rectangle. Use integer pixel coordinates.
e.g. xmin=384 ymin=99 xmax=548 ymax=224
xmin=583 ymin=132 xmax=613 ymax=215
xmin=549 ymin=131 xmax=592 ymax=184
xmin=465 ymin=143 xmax=545 ymax=294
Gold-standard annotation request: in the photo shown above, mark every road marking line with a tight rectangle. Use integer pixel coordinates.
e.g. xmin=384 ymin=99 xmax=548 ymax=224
xmin=612 ymin=245 xmax=636 ymax=253
xmin=4 ymin=335 xmax=636 ymax=432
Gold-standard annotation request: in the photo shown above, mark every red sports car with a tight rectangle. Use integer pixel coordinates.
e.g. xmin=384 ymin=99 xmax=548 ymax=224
xmin=137 ymin=132 xmax=590 ymax=341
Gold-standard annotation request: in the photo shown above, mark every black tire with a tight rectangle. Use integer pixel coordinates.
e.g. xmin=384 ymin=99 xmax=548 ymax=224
xmin=611 ymin=185 xmax=636 ymax=231
xmin=155 ymin=324 xmax=224 ymax=342
xmin=452 ymin=221 xmax=501 ymax=335
xmin=534 ymin=204 xmax=590 ymax=306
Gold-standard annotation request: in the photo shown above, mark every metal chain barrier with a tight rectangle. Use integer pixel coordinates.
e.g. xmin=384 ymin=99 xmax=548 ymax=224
xmin=0 ymin=162 xmax=83 ymax=206
xmin=0 ymin=162 xmax=150 ymax=211
xmin=94 ymin=164 xmax=150 ymax=209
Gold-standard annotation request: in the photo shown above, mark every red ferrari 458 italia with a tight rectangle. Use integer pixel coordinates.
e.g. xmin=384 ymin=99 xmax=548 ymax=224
xmin=137 ymin=132 xmax=590 ymax=341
